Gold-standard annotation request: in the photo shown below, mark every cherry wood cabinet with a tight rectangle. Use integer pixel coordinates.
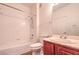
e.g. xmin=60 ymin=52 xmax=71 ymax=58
xmin=55 ymin=44 xmax=73 ymax=55
xmin=43 ymin=40 xmax=79 ymax=55
xmin=55 ymin=44 xmax=79 ymax=55
xmin=43 ymin=41 xmax=55 ymax=55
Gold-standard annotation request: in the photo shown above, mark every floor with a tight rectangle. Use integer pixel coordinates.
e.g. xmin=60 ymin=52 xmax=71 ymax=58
xmin=21 ymin=49 xmax=43 ymax=55
xmin=21 ymin=51 xmax=32 ymax=55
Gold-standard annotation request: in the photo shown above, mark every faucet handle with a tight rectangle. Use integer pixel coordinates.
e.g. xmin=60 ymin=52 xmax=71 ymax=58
xmin=60 ymin=32 xmax=67 ymax=39
xmin=63 ymin=32 xmax=67 ymax=35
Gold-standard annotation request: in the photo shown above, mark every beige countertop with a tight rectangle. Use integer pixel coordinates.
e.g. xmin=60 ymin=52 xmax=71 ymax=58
xmin=43 ymin=36 xmax=79 ymax=50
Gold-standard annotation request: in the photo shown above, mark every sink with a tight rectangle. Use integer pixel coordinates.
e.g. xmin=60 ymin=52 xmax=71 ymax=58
xmin=67 ymin=39 xmax=79 ymax=44
xmin=49 ymin=38 xmax=75 ymax=44
xmin=58 ymin=39 xmax=79 ymax=44
xmin=49 ymin=37 xmax=79 ymax=44
xmin=58 ymin=39 xmax=75 ymax=44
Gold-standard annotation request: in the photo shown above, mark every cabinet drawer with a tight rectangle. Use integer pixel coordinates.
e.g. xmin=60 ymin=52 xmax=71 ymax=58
xmin=43 ymin=41 xmax=55 ymax=55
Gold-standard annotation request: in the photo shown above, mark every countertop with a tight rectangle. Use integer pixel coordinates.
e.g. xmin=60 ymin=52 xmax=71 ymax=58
xmin=43 ymin=36 xmax=79 ymax=50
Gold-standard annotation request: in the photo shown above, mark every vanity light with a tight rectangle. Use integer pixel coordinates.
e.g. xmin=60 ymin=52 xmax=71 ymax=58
xmin=51 ymin=3 xmax=59 ymax=7
xmin=21 ymin=22 xmax=26 ymax=25
xmin=50 ymin=3 xmax=59 ymax=11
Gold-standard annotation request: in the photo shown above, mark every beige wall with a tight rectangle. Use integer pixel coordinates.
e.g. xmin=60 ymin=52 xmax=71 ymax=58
xmin=39 ymin=3 xmax=53 ymax=37
xmin=52 ymin=4 xmax=79 ymax=36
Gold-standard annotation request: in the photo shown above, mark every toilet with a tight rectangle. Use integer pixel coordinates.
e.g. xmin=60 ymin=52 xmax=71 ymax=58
xmin=30 ymin=43 xmax=43 ymax=55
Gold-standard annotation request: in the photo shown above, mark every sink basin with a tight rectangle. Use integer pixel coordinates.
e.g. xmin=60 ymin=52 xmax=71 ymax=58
xmin=58 ymin=39 xmax=79 ymax=44
xmin=68 ymin=39 xmax=79 ymax=44
xmin=58 ymin=39 xmax=75 ymax=44
xmin=48 ymin=37 xmax=79 ymax=44
xmin=49 ymin=38 xmax=75 ymax=44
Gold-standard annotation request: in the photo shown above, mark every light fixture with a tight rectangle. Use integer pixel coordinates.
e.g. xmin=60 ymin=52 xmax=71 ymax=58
xmin=21 ymin=22 xmax=26 ymax=25
xmin=51 ymin=3 xmax=59 ymax=7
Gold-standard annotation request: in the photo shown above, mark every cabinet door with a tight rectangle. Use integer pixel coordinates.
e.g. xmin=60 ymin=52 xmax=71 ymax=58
xmin=59 ymin=50 xmax=73 ymax=55
xmin=43 ymin=41 xmax=55 ymax=55
xmin=61 ymin=46 xmax=79 ymax=55
xmin=55 ymin=44 xmax=79 ymax=55
xmin=55 ymin=44 xmax=61 ymax=55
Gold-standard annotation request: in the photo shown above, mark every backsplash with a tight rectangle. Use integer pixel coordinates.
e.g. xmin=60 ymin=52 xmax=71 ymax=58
xmin=52 ymin=34 xmax=79 ymax=40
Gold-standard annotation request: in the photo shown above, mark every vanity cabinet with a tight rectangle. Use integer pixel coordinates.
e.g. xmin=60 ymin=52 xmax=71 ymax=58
xmin=43 ymin=41 xmax=55 ymax=55
xmin=43 ymin=40 xmax=79 ymax=55
xmin=55 ymin=44 xmax=79 ymax=55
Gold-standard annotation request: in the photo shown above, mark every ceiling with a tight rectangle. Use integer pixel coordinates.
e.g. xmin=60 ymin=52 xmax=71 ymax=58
xmin=53 ymin=3 xmax=70 ymax=11
xmin=21 ymin=3 xmax=36 ymax=8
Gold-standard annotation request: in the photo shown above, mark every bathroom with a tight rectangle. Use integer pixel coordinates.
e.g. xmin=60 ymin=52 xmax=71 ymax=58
xmin=0 ymin=3 xmax=79 ymax=55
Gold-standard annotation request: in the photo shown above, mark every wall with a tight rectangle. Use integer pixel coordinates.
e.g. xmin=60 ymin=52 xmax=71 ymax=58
xmin=52 ymin=4 xmax=79 ymax=36
xmin=28 ymin=4 xmax=37 ymax=42
xmin=0 ymin=3 xmax=32 ymax=47
xmin=39 ymin=3 xmax=53 ymax=37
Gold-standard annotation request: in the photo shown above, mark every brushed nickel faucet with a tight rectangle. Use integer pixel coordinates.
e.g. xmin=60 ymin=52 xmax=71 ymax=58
xmin=60 ymin=32 xmax=67 ymax=39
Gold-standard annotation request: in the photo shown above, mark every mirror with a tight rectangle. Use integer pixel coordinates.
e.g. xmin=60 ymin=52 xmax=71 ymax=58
xmin=52 ymin=3 xmax=79 ymax=36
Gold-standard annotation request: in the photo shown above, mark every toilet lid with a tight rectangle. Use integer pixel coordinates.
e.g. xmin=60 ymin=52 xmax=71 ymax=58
xmin=30 ymin=43 xmax=42 ymax=48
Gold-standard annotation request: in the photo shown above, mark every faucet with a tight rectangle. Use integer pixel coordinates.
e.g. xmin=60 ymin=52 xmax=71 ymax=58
xmin=60 ymin=32 xmax=67 ymax=39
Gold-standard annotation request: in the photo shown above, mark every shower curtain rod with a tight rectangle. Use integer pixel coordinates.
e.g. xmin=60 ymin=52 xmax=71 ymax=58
xmin=0 ymin=3 xmax=25 ymax=13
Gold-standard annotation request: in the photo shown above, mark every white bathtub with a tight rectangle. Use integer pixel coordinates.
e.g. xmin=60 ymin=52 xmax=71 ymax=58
xmin=0 ymin=42 xmax=32 ymax=55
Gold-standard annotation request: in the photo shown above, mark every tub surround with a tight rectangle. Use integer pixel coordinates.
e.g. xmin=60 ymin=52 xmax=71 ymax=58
xmin=0 ymin=42 xmax=32 ymax=55
xmin=0 ymin=3 xmax=37 ymax=55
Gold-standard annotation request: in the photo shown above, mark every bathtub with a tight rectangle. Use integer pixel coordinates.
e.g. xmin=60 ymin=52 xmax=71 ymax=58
xmin=0 ymin=42 xmax=32 ymax=55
